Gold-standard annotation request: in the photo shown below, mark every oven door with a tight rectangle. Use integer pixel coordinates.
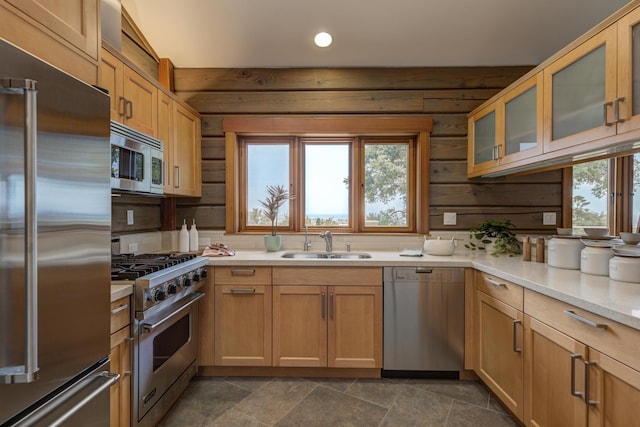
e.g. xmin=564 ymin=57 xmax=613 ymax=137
xmin=134 ymin=292 xmax=203 ymax=423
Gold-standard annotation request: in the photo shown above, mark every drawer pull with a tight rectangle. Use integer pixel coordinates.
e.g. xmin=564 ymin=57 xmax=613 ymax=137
xmin=111 ymin=303 xmax=129 ymax=315
xmin=321 ymin=292 xmax=326 ymax=319
xmin=230 ymin=269 xmax=256 ymax=276
xmin=329 ymin=293 xmax=334 ymax=319
xmin=230 ymin=288 xmax=256 ymax=294
xmin=512 ymin=319 xmax=522 ymax=353
xmin=585 ymin=360 xmax=598 ymax=406
xmin=485 ymin=277 xmax=506 ymax=287
xmin=570 ymin=353 xmax=584 ymax=399
xmin=564 ymin=310 xmax=608 ymax=329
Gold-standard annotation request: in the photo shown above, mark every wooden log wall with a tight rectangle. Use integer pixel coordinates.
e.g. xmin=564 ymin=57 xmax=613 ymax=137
xmin=159 ymin=66 xmax=563 ymax=234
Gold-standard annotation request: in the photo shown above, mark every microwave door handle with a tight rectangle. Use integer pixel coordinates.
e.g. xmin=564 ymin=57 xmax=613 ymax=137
xmin=0 ymin=78 xmax=40 ymax=384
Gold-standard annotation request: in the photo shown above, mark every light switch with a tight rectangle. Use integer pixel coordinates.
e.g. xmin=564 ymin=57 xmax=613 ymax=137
xmin=543 ymin=212 xmax=556 ymax=225
xmin=127 ymin=210 xmax=134 ymax=225
xmin=443 ymin=212 xmax=457 ymax=225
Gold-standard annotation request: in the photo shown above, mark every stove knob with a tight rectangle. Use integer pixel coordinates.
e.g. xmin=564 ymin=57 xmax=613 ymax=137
xmin=183 ymin=275 xmax=192 ymax=287
xmin=151 ymin=288 xmax=166 ymax=302
xmin=167 ymin=283 xmax=178 ymax=294
xmin=200 ymin=268 xmax=208 ymax=278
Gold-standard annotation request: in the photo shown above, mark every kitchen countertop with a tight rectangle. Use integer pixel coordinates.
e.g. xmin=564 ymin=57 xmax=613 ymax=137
xmin=203 ymin=250 xmax=640 ymax=330
xmin=111 ymin=283 xmax=133 ymax=302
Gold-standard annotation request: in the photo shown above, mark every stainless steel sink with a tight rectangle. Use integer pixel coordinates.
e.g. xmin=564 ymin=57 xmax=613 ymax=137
xmin=281 ymin=251 xmax=372 ymax=259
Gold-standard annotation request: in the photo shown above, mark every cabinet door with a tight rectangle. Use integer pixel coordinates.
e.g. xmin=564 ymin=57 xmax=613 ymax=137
xmin=171 ymin=102 xmax=202 ymax=196
xmin=157 ymin=92 xmax=174 ymax=194
xmin=616 ymin=7 xmax=640 ymax=134
xmin=467 ymin=101 xmax=503 ymax=175
xmin=502 ymin=73 xmax=544 ymax=163
xmin=109 ymin=327 xmax=131 ymax=427
xmin=327 ymin=286 xmax=382 ymax=369
xmin=100 ymin=48 xmax=124 ymax=123
xmin=272 ymin=285 xmax=327 ymax=367
xmin=123 ymin=67 xmax=157 ymax=137
xmin=543 ymin=25 xmax=617 ymax=153
xmin=586 ymin=349 xmax=640 ymax=427
xmin=214 ymin=284 xmax=272 ymax=366
xmin=524 ymin=316 xmax=588 ymax=427
xmin=198 ymin=267 xmax=214 ymax=366
xmin=476 ymin=291 xmax=524 ymax=420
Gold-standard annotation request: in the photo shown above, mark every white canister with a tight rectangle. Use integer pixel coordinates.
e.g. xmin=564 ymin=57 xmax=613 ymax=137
xmin=547 ymin=236 xmax=585 ymax=270
xmin=580 ymin=246 xmax=613 ymax=276
xmin=609 ymin=256 xmax=640 ymax=283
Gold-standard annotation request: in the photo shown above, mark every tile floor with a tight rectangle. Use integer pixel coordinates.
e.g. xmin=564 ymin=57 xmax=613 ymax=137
xmin=158 ymin=376 xmax=519 ymax=427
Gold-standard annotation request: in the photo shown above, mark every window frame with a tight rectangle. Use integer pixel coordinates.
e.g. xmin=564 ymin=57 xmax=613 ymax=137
xmin=224 ymin=116 xmax=432 ymax=235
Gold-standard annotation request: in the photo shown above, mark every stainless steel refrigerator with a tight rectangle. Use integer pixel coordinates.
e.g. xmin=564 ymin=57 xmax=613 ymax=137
xmin=0 ymin=39 xmax=117 ymax=426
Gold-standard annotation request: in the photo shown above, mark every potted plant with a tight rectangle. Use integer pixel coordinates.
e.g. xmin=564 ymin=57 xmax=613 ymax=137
xmin=259 ymin=184 xmax=291 ymax=251
xmin=465 ymin=219 xmax=521 ymax=256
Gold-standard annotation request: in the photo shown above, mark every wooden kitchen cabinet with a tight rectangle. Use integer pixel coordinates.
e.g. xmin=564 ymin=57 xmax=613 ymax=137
xmin=474 ymin=272 xmax=524 ymax=421
xmin=0 ymin=0 xmax=99 ymax=84
xmin=213 ymin=267 xmax=272 ymax=366
xmin=468 ymin=73 xmax=543 ymax=177
xmin=100 ymin=47 xmax=158 ymax=137
xmin=272 ymin=267 xmax=382 ymax=369
xmin=198 ymin=267 xmax=215 ymax=366
xmin=109 ymin=296 xmax=132 ymax=427
xmin=165 ymin=101 xmax=202 ymax=197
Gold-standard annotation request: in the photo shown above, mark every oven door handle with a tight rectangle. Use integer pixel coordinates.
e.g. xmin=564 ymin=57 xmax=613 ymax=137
xmin=141 ymin=292 xmax=204 ymax=334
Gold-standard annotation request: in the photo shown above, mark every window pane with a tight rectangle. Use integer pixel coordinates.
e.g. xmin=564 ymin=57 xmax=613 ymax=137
xmin=304 ymin=144 xmax=350 ymax=227
xmin=364 ymin=143 xmax=409 ymax=227
xmin=572 ymin=159 xmax=609 ymax=233
xmin=246 ymin=144 xmax=290 ymax=226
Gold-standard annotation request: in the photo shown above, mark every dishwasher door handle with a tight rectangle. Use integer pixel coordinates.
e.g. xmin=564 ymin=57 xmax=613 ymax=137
xmin=415 ymin=268 xmax=433 ymax=274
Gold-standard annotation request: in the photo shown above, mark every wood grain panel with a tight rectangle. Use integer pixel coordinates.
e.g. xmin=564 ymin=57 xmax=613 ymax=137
xmin=430 ymin=207 xmax=561 ymax=232
xmin=176 ymin=206 xmax=226 ymax=229
xmin=273 ymin=267 xmax=382 ymax=286
xmin=430 ymin=183 xmax=561 ymax=207
xmin=430 ymin=137 xmax=468 ymax=160
xmin=423 ymin=89 xmax=501 ymax=113
xmin=173 ymin=67 xmax=533 ymax=92
xmin=202 ymin=137 xmax=226 ymax=159
xmin=202 ymin=160 xmax=226 ymax=183
xmin=431 ymin=161 xmax=562 ymax=184
xmin=112 ymin=194 xmax=162 ymax=233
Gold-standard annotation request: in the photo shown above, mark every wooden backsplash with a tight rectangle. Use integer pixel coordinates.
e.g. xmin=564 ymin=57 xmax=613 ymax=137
xmin=114 ymin=66 xmax=565 ymax=235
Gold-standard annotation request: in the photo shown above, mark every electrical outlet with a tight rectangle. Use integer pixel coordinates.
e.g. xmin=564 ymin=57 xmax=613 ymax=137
xmin=543 ymin=212 xmax=557 ymax=226
xmin=199 ymin=237 xmax=211 ymax=247
xmin=127 ymin=210 xmax=134 ymax=225
xmin=128 ymin=242 xmax=138 ymax=253
xmin=443 ymin=212 xmax=457 ymax=225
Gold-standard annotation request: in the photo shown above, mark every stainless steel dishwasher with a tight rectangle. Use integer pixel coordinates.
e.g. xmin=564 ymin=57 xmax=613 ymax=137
xmin=383 ymin=267 xmax=464 ymax=376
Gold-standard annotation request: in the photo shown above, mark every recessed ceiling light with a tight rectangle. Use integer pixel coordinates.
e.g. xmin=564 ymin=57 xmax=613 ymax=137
xmin=314 ymin=32 xmax=332 ymax=48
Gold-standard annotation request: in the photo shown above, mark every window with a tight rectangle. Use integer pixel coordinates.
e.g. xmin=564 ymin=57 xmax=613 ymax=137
xmin=570 ymin=153 xmax=640 ymax=234
xmin=239 ymin=136 xmax=416 ymax=233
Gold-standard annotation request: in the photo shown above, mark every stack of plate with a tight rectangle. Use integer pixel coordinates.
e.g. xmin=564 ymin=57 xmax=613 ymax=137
xmin=610 ymin=245 xmax=640 ymax=283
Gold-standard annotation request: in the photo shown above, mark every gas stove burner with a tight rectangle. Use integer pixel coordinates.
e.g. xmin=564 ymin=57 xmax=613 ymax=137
xmin=111 ymin=253 xmax=199 ymax=280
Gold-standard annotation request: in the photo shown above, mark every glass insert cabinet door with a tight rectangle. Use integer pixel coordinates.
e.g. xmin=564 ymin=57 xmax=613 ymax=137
xmin=468 ymin=102 xmax=503 ymax=173
xmin=543 ymin=25 xmax=617 ymax=152
xmin=616 ymin=6 xmax=640 ymax=134
xmin=503 ymin=73 xmax=543 ymax=161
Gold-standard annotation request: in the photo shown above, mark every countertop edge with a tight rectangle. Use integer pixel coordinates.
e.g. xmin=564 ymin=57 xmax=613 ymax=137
xmin=111 ymin=283 xmax=133 ymax=302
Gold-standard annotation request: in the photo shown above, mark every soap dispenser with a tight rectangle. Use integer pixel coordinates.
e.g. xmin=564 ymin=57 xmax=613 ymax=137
xmin=179 ymin=219 xmax=189 ymax=253
xmin=189 ymin=218 xmax=199 ymax=251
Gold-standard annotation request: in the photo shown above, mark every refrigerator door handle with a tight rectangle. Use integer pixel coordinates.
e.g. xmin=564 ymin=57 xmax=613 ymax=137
xmin=0 ymin=78 xmax=40 ymax=384
xmin=12 ymin=371 xmax=119 ymax=427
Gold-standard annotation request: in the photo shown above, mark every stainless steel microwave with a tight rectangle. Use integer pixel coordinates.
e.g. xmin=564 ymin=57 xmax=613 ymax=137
xmin=110 ymin=121 xmax=164 ymax=195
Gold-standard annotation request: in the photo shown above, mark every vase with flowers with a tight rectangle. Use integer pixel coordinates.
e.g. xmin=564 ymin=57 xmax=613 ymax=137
xmin=259 ymin=184 xmax=291 ymax=251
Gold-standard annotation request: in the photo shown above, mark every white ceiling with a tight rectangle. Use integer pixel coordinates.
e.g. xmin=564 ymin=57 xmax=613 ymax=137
xmin=123 ymin=0 xmax=629 ymax=68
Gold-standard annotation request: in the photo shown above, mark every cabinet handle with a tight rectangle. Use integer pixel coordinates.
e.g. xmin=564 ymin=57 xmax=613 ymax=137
xmin=174 ymin=165 xmax=180 ymax=188
xmin=512 ymin=319 xmax=522 ymax=353
xmin=485 ymin=277 xmax=505 ymax=287
xmin=564 ymin=310 xmax=608 ymax=329
xmin=321 ymin=292 xmax=326 ymax=319
xmin=118 ymin=96 xmax=126 ymax=117
xmin=329 ymin=293 xmax=334 ymax=319
xmin=603 ymin=101 xmax=614 ymax=126
xmin=415 ymin=267 xmax=432 ymax=274
xmin=111 ymin=303 xmax=129 ymax=315
xmin=230 ymin=288 xmax=256 ymax=294
xmin=230 ymin=269 xmax=256 ymax=276
xmin=492 ymin=145 xmax=502 ymax=160
xmin=614 ymin=97 xmax=625 ymax=123
xmin=125 ymin=100 xmax=133 ymax=119
xmin=570 ymin=353 xmax=584 ymax=399
xmin=584 ymin=360 xmax=598 ymax=406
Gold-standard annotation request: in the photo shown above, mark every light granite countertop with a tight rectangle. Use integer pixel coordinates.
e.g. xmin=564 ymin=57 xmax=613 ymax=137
xmin=111 ymin=283 xmax=133 ymax=302
xmin=203 ymin=250 xmax=640 ymax=330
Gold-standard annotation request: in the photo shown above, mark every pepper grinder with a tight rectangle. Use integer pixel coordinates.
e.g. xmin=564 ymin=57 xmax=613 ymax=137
xmin=522 ymin=236 xmax=531 ymax=262
xmin=535 ymin=237 xmax=545 ymax=263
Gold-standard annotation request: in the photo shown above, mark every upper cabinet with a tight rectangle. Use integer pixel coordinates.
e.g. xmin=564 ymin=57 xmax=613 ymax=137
xmin=468 ymin=3 xmax=640 ymax=178
xmin=0 ymin=0 xmax=100 ymax=84
xmin=100 ymin=47 xmax=158 ymax=137
xmin=468 ymin=74 xmax=543 ymax=176
xmin=164 ymin=100 xmax=202 ymax=197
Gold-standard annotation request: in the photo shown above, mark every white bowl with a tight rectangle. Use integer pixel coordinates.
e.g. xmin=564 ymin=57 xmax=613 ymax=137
xmin=620 ymin=232 xmax=640 ymax=245
xmin=556 ymin=228 xmax=573 ymax=236
xmin=583 ymin=227 xmax=609 ymax=237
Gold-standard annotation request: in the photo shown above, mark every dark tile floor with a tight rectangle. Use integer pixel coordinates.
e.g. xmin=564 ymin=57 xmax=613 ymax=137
xmin=158 ymin=376 xmax=519 ymax=427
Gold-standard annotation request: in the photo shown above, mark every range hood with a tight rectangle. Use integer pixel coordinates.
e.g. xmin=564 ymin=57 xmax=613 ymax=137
xmin=101 ymin=0 xmax=122 ymax=50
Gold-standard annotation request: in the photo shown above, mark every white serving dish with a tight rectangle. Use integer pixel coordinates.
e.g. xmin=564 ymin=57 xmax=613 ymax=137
xmin=609 ymin=255 xmax=640 ymax=283
xmin=548 ymin=236 xmax=585 ymax=270
xmin=580 ymin=246 xmax=613 ymax=276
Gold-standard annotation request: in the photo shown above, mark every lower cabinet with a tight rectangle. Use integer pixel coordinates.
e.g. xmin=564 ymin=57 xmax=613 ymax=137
xmin=272 ymin=267 xmax=382 ymax=369
xmin=109 ymin=296 xmax=131 ymax=427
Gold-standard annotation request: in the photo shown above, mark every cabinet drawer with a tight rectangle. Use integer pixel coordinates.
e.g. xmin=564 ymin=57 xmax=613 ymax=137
xmin=476 ymin=271 xmax=524 ymax=311
xmin=110 ymin=296 xmax=130 ymax=334
xmin=273 ymin=267 xmax=382 ymax=286
xmin=525 ymin=289 xmax=640 ymax=372
xmin=214 ymin=266 xmax=271 ymax=285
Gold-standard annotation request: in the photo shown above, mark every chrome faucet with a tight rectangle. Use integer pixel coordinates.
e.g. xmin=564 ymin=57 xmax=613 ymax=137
xmin=319 ymin=231 xmax=333 ymax=252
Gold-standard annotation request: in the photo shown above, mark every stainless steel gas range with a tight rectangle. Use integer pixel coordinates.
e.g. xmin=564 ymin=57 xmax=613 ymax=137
xmin=111 ymin=253 xmax=209 ymax=427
